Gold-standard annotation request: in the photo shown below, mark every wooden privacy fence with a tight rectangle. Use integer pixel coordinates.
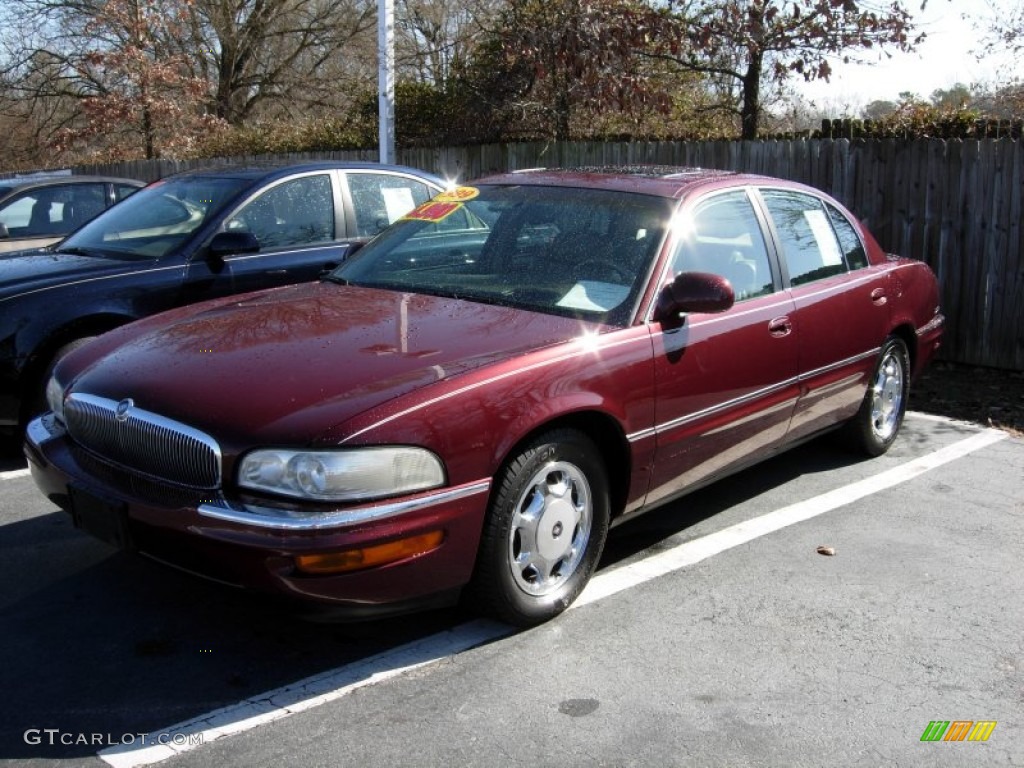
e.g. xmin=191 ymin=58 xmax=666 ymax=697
xmin=81 ymin=138 xmax=1024 ymax=371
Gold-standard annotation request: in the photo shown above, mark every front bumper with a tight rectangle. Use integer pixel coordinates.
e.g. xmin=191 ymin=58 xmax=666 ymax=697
xmin=25 ymin=415 xmax=491 ymax=612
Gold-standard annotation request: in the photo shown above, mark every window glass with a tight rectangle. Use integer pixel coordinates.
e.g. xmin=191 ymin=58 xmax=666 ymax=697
xmin=60 ymin=176 xmax=250 ymax=259
xmin=0 ymin=194 xmax=34 ymax=230
xmin=761 ymin=190 xmax=847 ymax=286
xmin=348 ymin=173 xmax=434 ymax=237
xmin=66 ymin=184 xmax=108 ymax=229
xmin=826 ymin=202 xmax=868 ymax=270
xmin=671 ymin=190 xmax=774 ymax=301
xmin=115 ymin=184 xmax=140 ymax=201
xmin=335 ymin=185 xmax=673 ymax=327
xmin=0 ymin=183 xmax=106 ymax=236
xmin=226 ymin=174 xmax=334 ymax=249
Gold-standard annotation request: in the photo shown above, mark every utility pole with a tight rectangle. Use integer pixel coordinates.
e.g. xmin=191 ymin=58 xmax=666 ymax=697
xmin=378 ymin=0 xmax=396 ymax=164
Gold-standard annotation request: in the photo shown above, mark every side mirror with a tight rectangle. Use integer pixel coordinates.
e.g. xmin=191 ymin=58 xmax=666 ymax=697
xmin=209 ymin=231 xmax=260 ymax=257
xmin=655 ymin=271 xmax=735 ymax=325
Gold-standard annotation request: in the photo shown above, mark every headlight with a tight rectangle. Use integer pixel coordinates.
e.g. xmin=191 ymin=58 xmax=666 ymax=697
xmin=45 ymin=375 xmax=66 ymax=423
xmin=237 ymin=446 xmax=446 ymax=502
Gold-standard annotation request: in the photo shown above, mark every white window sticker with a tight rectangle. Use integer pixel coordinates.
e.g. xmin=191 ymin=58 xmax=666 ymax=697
xmin=382 ymin=187 xmax=416 ymax=223
xmin=804 ymin=209 xmax=844 ymax=266
xmin=557 ymin=281 xmax=630 ymax=312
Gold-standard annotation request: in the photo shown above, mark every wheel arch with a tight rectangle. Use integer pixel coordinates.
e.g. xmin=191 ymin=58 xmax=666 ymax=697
xmin=889 ymin=322 xmax=917 ymax=371
xmin=19 ymin=312 xmax=136 ymax=420
xmin=489 ymin=410 xmax=632 ymax=520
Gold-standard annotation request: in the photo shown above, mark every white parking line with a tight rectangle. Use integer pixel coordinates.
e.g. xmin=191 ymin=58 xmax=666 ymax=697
xmin=573 ymin=426 xmax=1007 ymax=607
xmin=100 ymin=426 xmax=1006 ymax=768
xmin=0 ymin=468 xmax=30 ymax=481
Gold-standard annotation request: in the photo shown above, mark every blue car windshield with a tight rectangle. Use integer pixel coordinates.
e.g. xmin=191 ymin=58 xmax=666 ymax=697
xmin=333 ymin=185 xmax=673 ymax=326
xmin=58 ymin=177 xmax=252 ymax=259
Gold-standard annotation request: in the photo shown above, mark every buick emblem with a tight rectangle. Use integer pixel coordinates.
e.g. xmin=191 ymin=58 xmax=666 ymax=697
xmin=115 ymin=398 xmax=134 ymax=422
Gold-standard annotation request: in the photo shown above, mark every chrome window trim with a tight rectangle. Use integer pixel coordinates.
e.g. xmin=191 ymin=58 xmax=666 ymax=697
xmin=197 ymin=479 xmax=491 ymax=530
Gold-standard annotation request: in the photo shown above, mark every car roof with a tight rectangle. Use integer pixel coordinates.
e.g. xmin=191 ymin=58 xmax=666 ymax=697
xmin=472 ymin=166 xmax=781 ymax=199
xmin=0 ymin=175 xmax=144 ymax=193
xmin=162 ymin=161 xmax=445 ymax=186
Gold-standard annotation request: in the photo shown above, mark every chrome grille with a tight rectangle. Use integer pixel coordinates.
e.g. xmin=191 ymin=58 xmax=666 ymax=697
xmin=64 ymin=393 xmax=222 ymax=489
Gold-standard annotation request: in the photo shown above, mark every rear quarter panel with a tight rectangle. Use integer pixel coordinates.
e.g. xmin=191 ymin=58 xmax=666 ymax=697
xmin=885 ymin=257 xmax=944 ymax=378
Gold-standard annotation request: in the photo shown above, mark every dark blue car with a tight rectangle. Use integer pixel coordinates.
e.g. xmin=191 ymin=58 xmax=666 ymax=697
xmin=0 ymin=162 xmax=445 ymax=433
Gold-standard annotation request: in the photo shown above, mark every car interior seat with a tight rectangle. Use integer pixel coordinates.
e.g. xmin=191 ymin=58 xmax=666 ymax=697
xmin=28 ymin=196 xmax=56 ymax=235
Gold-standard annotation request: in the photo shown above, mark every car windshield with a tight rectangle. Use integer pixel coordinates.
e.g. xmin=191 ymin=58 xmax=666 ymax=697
xmin=57 ymin=176 xmax=252 ymax=259
xmin=332 ymin=184 xmax=673 ymax=326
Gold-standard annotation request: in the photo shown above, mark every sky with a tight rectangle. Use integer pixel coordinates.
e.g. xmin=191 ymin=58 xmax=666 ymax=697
xmin=798 ymin=0 xmax=1013 ymax=110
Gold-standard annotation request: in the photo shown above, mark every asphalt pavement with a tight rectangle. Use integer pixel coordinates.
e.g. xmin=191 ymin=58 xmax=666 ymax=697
xmin=1 ymin=412 xmax=1020 ymax=768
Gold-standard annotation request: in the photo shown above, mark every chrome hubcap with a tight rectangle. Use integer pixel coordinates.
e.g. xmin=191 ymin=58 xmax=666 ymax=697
xmin=870 ymin=350 xmax=904 ymax=440
xmin=508 ymin=460 xmax=592 ymax=596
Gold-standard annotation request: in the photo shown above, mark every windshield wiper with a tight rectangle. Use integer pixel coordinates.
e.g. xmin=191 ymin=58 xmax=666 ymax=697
xmin=54 ymin=246 xmax=106 ymax=257
xmin=321 ymin=273 xmax=350 ymax=285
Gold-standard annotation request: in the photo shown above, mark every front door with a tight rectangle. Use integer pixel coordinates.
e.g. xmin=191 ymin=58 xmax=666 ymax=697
xmin=646 ymin=189 xmax=800 ymax=508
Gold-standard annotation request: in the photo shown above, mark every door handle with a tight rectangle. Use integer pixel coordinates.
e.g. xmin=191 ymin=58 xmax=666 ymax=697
xmin=870 ymin=287 xmax=887 ymax=305
xmin=768 ymin=316 xmax=792 ymax=337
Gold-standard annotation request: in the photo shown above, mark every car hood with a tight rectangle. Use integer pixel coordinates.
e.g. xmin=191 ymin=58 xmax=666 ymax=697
xmin=0 ymin=248 xmax=148 ymax=299
xmin=69 ymin=282 xmax=600 ymax=446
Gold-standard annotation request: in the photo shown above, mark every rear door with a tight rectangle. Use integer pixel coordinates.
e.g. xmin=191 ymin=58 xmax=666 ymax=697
xmin=755 ymin=188 xmax=891 ymax=441
xmin=646 ymin=188 xmax=799 ymax=508
xmin=342 ymin=170 xmax=439 ymax=239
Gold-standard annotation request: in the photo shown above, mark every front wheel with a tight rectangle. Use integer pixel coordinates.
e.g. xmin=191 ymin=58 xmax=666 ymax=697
xmin=844 ymin=336 xmax=910 ymax=456
xmin=468 ymin=429 xmax=610 ymax=627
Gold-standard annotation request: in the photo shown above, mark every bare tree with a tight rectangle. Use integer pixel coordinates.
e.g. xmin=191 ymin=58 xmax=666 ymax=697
xmin=647 ymin=0 xmax=921 ymax=139
xmin=185 ymin=0 xmax=377 ymax=123
xmin=482 ymin=0 xmax=665 ymax=140
xmin=976 ymin=0 xmax=1024 ymax=56
xmin=395 ymin=0 xmax=499 ymax=86
xmin=0 ymin=0 xmax=379 ymax=160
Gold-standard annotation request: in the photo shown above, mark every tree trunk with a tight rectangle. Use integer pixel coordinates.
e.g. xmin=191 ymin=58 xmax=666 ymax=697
xmin=142 ymin=100 xmax=155 ymax=159
xmin=741 ymin=49 xmax=762 ymax=140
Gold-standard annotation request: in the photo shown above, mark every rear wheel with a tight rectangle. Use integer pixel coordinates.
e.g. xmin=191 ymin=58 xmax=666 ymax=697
xmin=844 ymin=336 xmax=910 ymax=456
xmin=469 ymin=429 xmax=610 ymax=627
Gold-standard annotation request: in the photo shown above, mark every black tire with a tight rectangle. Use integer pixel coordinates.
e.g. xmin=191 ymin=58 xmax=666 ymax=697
xmin=844 ymin=336 xmax=910 ymax=457
xmin=25 ymin=337 xmax=96 ymax=423
xmin=468 ymin=429 xmax=610 ymax=627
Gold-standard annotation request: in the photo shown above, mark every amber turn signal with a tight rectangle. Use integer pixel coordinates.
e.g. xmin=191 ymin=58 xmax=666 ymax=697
xmin=294 ymin=530 xmax=445 ymax=575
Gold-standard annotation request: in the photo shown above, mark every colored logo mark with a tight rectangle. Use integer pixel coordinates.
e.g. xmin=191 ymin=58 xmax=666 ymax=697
xmin=920 ymin=721 xmax=997 ymax=742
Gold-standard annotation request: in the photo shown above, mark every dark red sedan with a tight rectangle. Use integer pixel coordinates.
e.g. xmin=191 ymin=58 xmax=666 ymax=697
xmin=26 ymin=168 xmax=944 ymax=626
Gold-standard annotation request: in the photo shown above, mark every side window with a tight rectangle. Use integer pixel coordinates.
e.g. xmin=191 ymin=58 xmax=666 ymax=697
xmin=348 ymin=173 xmax=433 ymax=237
xmin=0 ymin=184 xmax=106 ymax=236
xmin=671 ymin=190 xmax=774 ymax=301
xmin=227 ymin=174 xmax=334 ymax=249
xmin=115 ymin=184 xmax=140 ymax=202
xmin=761 ymin=190 xmax=847 ymax=286
xmin=0 ymin=194 xmax=35 ymax=231
xmin=826 ymin=202 xmax=868 ymax=270
xmin=66 ymin=184 xmax=108 ymax=229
